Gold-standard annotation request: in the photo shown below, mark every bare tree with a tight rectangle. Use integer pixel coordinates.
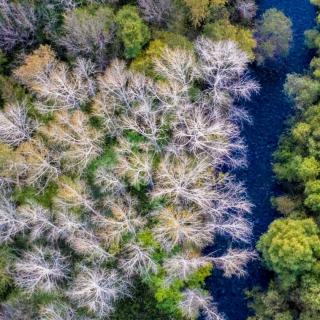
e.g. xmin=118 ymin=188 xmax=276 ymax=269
xmin=39 ymin=303 xmax=76 ymax=320
xmin=54 ymin=209 xmax=111 ymax=261
xmin=164 ymin=254 xmax=212 ymax=282
xmin=152 ymin=155 xmax=216 ymax=208
xmin=0 ymin=0 xmax=37 ymax=52
xmin=68 ymin=267 xmax=130 ymax=318
xmin=0 ymin=101 xmax=35 ymax=146
xmin=138 ymin=0 xmax=172 ymax=25
xmin=41 ymin=110 xmax=102 ymax=172
xmin=210 ymin=248 xmax=256 ymax=278
xmin=119 ymin=73 xmax=166 ymax=149
xmin=95 ymin=59 xmax=131 ymax=112
xmin=17 ymin=139 xmax=60 ymax=187
xmin=179 ymin=289 xmax=224 ymax=320
xmin=154 ymin=82 xmax=187 ymax=115
xmin=54 ymin=177 xmax=98 ymax=215
xmin=17 ymin=204 xmax=61 ymax=242
xmin=170 ymin=104 xmax=246 ymax=166
xmin=94 ymin=200 xmax=145 ymax=247
xmin=14 ymin=246 xmax=69 ymax=293
xmin=59 ymin=5 xmax=115 ymax=70
xmin=94 ymin=60 xmax=161 ymax=138
xmin=0 ymin=299 xmax=36 ymax=320
xmin=206 ymin=176 xmax=252 ymax=219
xmin=236 ymin=0 xmax=257 ymax=20
xmin=155 ymin=47 xmax=198 ymax=89
xmin=114 ymin=137 xmax=154 ymax=185
xmin=207 ymin=216 xmax=252 ymax=243
xmin=15 ymin=46 xmax=96 ymax=113
xmin=152 ymin=207 xmax=212 ymax=250
xmin=0 ymin=195 xmax=28 ymax=243
xmin=0 ymin=143 xmax=27 ymax=186
xmin=120 ymin=103 xmax=164 ymax=149
xmin=195 ymin=38 xmax=259 ymax=104
xmin=14 ymin=45 xmax=56 ymax=86
xmin=119 ymin=242 xmax=158 ymax=277
xmin=34 ymin=58 xmax=96 ymax=113
xmin=94 ymin=167 xmax=126 ymax=195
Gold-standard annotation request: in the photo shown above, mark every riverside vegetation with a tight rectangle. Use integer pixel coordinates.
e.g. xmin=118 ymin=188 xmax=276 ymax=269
xmin=0 ymin=1 xmax=293 ymax=319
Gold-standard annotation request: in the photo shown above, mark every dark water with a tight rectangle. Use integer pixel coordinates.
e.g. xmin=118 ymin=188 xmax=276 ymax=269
xmin=206 ymin=1 xmax=317 ymax=319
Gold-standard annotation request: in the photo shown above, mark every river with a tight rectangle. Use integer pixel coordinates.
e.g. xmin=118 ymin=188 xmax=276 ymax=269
xmin=206 ymin=1 xmax=317 ymax=319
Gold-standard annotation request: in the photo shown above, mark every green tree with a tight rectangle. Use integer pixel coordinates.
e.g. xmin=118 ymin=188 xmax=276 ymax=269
xmin=304 ymin=180 xmax=320 ymax=212
xmin=257 ymin=218 xmax=320 ymax=287
xmin=0 ymin=246 xmax=14 ymax=300
xmin=284 ymin=74 xmax=320 ymax=109
xmin=247 ymin=282 xmax=293 ymax=320
xmin=255 ymin=8 xmax=293 ymax=64
xmin=115 ymin=5 xmax=150 ymax=59
xmin=183 ymin=0 xmax=226 ymax=26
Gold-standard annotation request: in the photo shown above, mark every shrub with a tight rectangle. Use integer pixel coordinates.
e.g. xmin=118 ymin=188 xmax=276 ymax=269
xmin=115 ymin=5 xmax=150 ymax=59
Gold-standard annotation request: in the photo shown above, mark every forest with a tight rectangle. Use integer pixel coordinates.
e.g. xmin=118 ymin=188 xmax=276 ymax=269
xmin=0 ymin=0 xmax=316 ymax=320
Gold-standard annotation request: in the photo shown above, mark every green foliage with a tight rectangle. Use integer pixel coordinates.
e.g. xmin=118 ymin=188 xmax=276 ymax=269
xmin=115 ymin=5 xmax=150 ymax=59
xmin=257 ymin=218 xmax=320 ymax=287
xmin=299 ymin=273 xmax=320 ymax=313
xmin=185 ymin=264 xmax=213 ymax=288
xmin=148 ymin=273 xmax=184 ymax=318
xmin=130 ymin=39 xmax=166 ymax=78
xmin=111 ymin=280 xmax=171 ymax=320
xmin=13 ymin=183 xmax=58 ymax=208
xmin=0 ymin=246 xmax=14 ymax=301
xmin=154 ymin=31 xmax=194 ymax=51
xmin=247 ymin=283 xmax=293 ymax=320
xmin=284 ymin=74 xmax=320 ymax=109
xmin=183 ymin=0 xmax=226 ymax=26
xmin=131 ymin=32 xmax=194 ymax=78
xmin=305 ymin=29 xmax=320 ymax=50
xmin=255 ymin=8 xmax=293 ymax=64
xmin=304 ymin=180 xmax=320 ymax=212
xmin=203 ymin=19 xmax=256 ymax=59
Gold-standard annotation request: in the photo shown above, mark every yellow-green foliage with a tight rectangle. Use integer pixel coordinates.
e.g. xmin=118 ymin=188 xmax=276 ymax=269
xmin=258 ymin=218 xmax=320 ymax=287
xmin=131 ymin=39 xmax=166 ymax=77
xmin=183 ymin=0 xmax=226 ymax=26
xmin=131 ymin=32 xmax=194 ymax=77
xmin=115 ymin=5 xmax=150 ymax=59
xmin=203 ymin=19 xmax=256 ymax=59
